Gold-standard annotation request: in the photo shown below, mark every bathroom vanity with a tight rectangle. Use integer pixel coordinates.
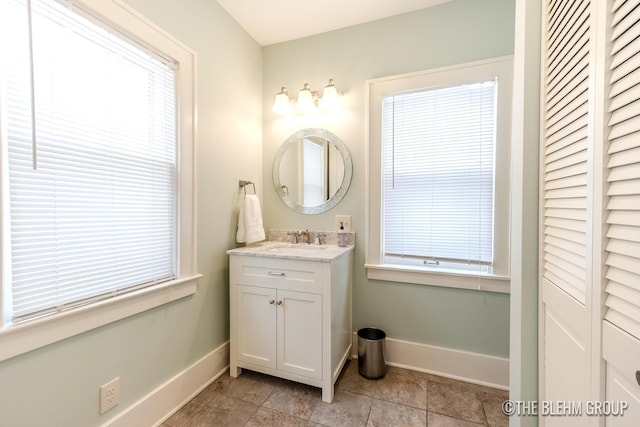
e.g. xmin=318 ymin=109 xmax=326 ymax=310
xmin=227 ymin=241 xmax=353 ymax=403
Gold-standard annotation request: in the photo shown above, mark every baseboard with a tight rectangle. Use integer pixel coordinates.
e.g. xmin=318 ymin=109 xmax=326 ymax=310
xmin=102 ymin=340 xmax=230 ymax=427
xmin=100 ymin=334 xmax=506 ymax=426
xmin=352 ymin=333 xmax=508 ymax=390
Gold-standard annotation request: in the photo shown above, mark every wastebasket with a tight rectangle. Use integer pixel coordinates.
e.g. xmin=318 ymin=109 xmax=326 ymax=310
xmin=358 ymin=327 xmax=386 ymax=379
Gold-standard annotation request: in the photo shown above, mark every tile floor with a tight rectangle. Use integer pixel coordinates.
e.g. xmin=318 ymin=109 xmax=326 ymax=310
xmin=161 ymin=361 xmax=509 ymax=426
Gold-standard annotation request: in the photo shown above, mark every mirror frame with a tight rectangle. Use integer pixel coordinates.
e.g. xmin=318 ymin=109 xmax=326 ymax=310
xmin=273 ymin=128 xmax=353 ymax=214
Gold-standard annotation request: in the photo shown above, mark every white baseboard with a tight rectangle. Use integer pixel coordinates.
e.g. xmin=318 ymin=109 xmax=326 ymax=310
xmin=352 ymin=333 xmax=508 ymax=390
xmin=103 ymin=340 xmax=230 ymax=427
xmin=100 ymin=334 xmax=507 ymax=426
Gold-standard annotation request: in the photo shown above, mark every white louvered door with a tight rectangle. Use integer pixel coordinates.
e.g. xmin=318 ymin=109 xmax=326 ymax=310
xmin=605 ymin=0 xmax=640 ymax=342
xmin=540 ymin=0 xmax=640 ymax=424
xmin=603 ymin=1 xmax=640 ymax=424
xmin=540 ymin=0 xmax=595 ymax=423
xmin=543 ymin=0 xmax=590 ymax=305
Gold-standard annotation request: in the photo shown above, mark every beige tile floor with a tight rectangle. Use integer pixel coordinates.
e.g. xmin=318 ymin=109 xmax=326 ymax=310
xmin=161 ymin=360 xmax=509 ymax=426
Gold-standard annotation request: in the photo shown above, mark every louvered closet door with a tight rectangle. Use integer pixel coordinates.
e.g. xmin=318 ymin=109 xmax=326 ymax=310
xmin=543 ymin=0 xmax=590 ymax=304
xmin=540 ymin=0 xmax=594 ymax=421
xmin=605 ymin=0 xmax=640 ymax=343
xmin=603 ymin=1 xmax=640 ymax=423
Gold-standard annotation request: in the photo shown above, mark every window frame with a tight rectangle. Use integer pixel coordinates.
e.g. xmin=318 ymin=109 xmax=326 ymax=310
xmin=0 ymin=0 xmax=199 ymax=362
xmin=365 ymin=56 xmax=513 ymax=293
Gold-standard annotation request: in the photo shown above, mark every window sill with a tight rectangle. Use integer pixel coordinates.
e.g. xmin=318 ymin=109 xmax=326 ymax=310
xmin=0 ymin=274 xmax=201 ymax=363
xmin=365 ymin=264 xmax=510 ymax=293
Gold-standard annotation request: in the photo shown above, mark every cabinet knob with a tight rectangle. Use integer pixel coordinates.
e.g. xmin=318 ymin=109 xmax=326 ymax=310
xmin=268 ymin=271 xmax=286 ymax=277
xmin=636 ymin=371 xmax=640 ymax=386
xmin=276 ymin=300 xmax=283 ymax=305
xmin=269 ymin=299 xmax=275 ymax=305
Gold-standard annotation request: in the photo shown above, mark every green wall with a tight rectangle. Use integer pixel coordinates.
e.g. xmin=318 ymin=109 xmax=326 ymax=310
xmin=0 ymin=0 xmax=262 ymax=425
xmin=262 ymin=0 xmax=515 ymax=358
xmin=0 ymin=1 xmax=525 ymax=425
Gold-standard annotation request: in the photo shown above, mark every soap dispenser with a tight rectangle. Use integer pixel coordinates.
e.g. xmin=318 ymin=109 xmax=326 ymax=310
xmin=337 ymin=221 xmax=347 ymax=247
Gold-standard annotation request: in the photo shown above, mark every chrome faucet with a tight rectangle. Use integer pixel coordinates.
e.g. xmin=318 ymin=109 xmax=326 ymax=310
xmin=298 ymin=229 xmax=310 ymax=244
xmin=286 ymin=231 xmax=299 ymax=243
xmin=286 ymin=229 xmax=310 ymax=244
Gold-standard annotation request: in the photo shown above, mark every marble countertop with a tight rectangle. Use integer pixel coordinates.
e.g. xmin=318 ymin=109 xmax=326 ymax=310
xmin=227 ymin=241 xmax=353 ymax=262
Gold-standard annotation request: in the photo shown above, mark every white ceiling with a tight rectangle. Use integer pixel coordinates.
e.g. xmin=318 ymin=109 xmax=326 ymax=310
xmin=216 ymin=0 xmax=452 ymax=46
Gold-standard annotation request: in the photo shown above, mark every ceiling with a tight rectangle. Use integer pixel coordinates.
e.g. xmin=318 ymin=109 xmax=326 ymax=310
xmin=216 ymin=0 xmax=452 ymax=46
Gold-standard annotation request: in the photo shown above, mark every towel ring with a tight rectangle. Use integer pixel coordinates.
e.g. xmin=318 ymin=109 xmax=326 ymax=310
xmin=239 ymin=180 xmax=256 ymax=195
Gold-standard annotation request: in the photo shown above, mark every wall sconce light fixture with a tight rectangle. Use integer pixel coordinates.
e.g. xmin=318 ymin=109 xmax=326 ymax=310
xmin=320 ymin=79 xmax=339 ymax=110
xmin=296 ymin=83 xmax=317 ymax=113
xmin=272 ymin=86 xmax=293 ymax=115
xmin=273 ymin=79 xmax=341 ymax=115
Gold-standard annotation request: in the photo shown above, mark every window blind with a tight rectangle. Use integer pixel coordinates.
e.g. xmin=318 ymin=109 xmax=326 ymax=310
xmin=604 ymin=0 xmax=640 ymax=340
xmin=1 ymin=0 xmax=177 ymax=321
xmin=541 ymin=0 xmax=590 ymax=304
xmin=381 ymin=81 xmax=496 ymax=270
xmin=302 ymin=138 xmax=325 ymax=206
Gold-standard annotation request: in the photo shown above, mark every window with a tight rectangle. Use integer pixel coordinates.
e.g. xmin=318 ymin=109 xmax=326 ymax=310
xmin=302 ymin=137 xmax=328 ymax=206
xmin=382 ymin=81 xmax=497 ymax=271
xmin=0 ymin=0 xmax=197 ymax=361
xmin=366 ymin=57 xmax=513 ymax=292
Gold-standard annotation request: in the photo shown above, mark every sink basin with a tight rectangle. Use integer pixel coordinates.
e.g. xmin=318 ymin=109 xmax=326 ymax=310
xmin=286 ymin=244 xmax=328 ymax=250
xmin=266 ymin=243 xmax=328 ymax=254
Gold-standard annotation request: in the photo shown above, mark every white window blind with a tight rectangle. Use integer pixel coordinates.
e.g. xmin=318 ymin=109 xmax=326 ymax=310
xmin=1 ymin=0 xmax=177 ymax=322
xmin=381 ymin=81 xmax=496 ymax=271
xmin=541 ymin=0 xmax=590 ymax=304
xmin=302 ymin=137 xmax=326 ymax=206
xmin=604 ymin=0 xmax=640 ymax=340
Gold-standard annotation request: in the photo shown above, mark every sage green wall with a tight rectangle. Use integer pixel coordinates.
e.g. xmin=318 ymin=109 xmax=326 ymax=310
xmin=262 ymin=0 xmax=515 ymax=358
xmin=0 ymin=1 xmax=262 ymax=425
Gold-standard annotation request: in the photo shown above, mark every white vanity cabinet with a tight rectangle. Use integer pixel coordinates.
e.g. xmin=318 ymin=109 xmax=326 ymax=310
xmin=227 ymin=244 xmax=353 ymax=403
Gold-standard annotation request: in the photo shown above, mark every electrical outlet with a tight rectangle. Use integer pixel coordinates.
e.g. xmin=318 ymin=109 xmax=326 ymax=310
xmin=100 ymin=377 xmax=120 ymax=414
xmin=335 ymin=215 xmax=352 ymax=232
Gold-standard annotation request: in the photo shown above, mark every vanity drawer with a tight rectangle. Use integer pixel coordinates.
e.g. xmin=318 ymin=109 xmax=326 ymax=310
xmin=232 ymin=256 xmax=323 ymax=293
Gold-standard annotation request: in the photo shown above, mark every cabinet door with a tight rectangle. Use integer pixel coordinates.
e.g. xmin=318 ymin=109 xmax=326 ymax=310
xmin=277 ymin=289 xmax=322 ymax=380
xmin=237 ymin=285 xmax=277 ymax=369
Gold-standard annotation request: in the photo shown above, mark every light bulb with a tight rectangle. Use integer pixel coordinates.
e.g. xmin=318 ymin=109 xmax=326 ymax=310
xmin=272 ymin=87 xmax=292 ymax=115
xmin=321 ymin=79 xmax=339 ymax=110
xmin=296 ymin=83 xmax=315 ymax=113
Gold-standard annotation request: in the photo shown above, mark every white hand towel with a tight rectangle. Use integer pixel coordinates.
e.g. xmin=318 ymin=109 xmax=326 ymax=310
xmin=236 ymin=194 xmax=265 ymax=244
xmin=236 ymin=198 xmax=246 ymax=243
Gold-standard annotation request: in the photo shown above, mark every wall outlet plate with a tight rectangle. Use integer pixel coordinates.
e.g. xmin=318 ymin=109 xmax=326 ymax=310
xmin=335 ymin=215 xmax=352 ymax=232
xmin=100 ymin=377 xmax=120 ymax=414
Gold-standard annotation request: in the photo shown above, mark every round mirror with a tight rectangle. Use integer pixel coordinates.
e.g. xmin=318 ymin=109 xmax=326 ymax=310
xmin=273 ymin=128 xmax=352 ymax=214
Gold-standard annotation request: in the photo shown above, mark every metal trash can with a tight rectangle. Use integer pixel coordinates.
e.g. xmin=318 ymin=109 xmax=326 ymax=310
xmin=358 ymin=327 xmax=386 ymax=379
